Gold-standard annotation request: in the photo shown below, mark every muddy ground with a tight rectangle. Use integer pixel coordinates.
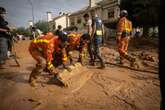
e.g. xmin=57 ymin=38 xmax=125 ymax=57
xmin=0 ymin=38 xmax=160 ymax=110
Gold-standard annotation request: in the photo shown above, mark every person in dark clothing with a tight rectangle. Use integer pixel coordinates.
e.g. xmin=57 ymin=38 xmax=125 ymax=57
xmin=54 ymin=25 xmax=68 ymax=48
xmin=91 ymin=10 xmax=105 ymax=69
xmin=54 ymin=25 xmax=63 ymax=39
xmin=83 ymin=13 xmax=94 ymax=65
xmin=0 ymin=7 xmax=10 ymax=67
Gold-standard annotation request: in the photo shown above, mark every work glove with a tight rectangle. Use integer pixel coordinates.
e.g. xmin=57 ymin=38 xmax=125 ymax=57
xmin=48 ymin=68 xmax=59 ymax=75
xmin=63 ymin=64 xmax=72 ymax=72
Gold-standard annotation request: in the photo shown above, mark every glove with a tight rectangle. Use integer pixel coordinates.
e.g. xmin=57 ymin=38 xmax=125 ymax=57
xmin=49 ymin=68 xmax=59 ymax=75
xmin=63 ymin=64 xmax=72 ymax=72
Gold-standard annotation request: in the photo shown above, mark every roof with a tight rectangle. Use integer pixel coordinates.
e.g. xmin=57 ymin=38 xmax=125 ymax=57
xmin=98 ymin=0 xmax=120 ymax=6
xmin=69 ymin=0 xmax=104 ymax=17
xmin=69 ymin=6 xmax=88 ymax=17
xmin=52 ymin=13 xmax=70 ymax=21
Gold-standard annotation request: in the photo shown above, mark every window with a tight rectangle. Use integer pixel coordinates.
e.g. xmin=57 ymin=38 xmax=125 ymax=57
xmin=53 ymin=24 xmax=56 ymax=30
xmin=71 ymin=22 xmax=75 ymax=26
xmin=77 ymin=19 xmax=82 ymax=24
xmin=108 ymin=10 xmax=114 ymax=18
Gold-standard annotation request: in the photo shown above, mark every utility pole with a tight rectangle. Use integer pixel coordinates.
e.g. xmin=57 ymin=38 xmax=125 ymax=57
xmin=28 ymin=0 xmax=35 ymax=39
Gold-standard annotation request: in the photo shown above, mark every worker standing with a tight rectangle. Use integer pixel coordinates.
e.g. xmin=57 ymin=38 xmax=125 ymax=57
xmin=0 ymin=7 xmax=10 ymax=68
xmin=91 ymin=10 xmax=105 ymax=69
xmin=116 ymin=10 xmax=136 ymax=67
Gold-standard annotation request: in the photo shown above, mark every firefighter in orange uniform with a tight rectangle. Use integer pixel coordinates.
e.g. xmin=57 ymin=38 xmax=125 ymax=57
xmin=116 ymin=10 xmax=136 ymax=66
xmin=28 ymin=32 xmax=68 ymax=86
xmin=67 ymin=32 xmax=88 ymax=64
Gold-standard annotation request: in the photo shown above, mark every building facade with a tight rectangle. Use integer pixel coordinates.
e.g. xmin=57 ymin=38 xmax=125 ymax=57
xmin=49 ymin=0 xmax=121 ymax=38
xmin=69 ymin=0 xmax=120 ymax=28
xmin=49 ymin=13 xmax=70 ymax=31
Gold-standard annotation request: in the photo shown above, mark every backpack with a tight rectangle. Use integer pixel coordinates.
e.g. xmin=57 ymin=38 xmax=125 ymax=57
xmin=92 ymin=17 xmax=103 ymax=36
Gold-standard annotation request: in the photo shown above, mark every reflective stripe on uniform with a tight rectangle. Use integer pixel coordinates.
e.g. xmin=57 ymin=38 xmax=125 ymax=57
xmin=47 ymin=62 xmax=53 ymax=70
xmin=80 ymin=53 xmax=85 ymax=57
xmin=96 ymin=30 xmax=102 ymax=36
xmin=33 ymin=39 xmax=50 ymax=43
xmin=124 ymin=52 xmax=128 ymax=55
xmin=62 ymin=56 xmax=68 ymax=61
xmin=117 ymin=32 xmax=122 ymax=36
xmin=124 ymin=18 xmax=131 ymax=33
xmin=68 ymin=34 xmax=76 ymax=37
xmin=125 ymin=28 xmax=131 ymax=32
xmin=68 ymin=33 xmax=81 ymax=37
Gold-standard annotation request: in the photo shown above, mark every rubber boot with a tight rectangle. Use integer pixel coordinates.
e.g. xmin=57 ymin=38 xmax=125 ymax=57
xmin=130 ymin=58 xmax=136 ymax=67
xmin=123 ymin=54 xmax=135 ymax=62
xmin=124 ymin=54 xmax=137 ymax=67
xmin=99 ymin=63 xmax=105 ymax=69
xmin=119 ymin=57 xmax=124 ymax=65
xmin=98 ymin=60 xmax=105 ymax=69
xmin=123 ymin=53 xmax=137 ymax=67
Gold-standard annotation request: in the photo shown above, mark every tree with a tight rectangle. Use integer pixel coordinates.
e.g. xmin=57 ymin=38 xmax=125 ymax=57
xmin=34 ymin=20 xmax=49 ymax=34
xmin=12 ymin=27 xmax=31 ymax=37
xmin=120 ymin=0 xmax=160 ymax=37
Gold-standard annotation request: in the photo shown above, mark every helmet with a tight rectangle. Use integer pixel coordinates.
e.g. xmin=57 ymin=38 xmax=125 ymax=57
xmin=120 ymin=10 xmax=128 ymax=17
xmin=46 ymin=32 xmax=54 ymax=36
xmin=0 ymin=7 xmax=7 ymax=14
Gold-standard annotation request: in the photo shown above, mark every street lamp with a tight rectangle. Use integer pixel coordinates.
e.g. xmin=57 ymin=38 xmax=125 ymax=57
xmin=28 ymin=20 xmax=33 ymax=27
xmin=28 ymin=0 xmax=34 ymax=26
xmin=47 ymin=11 xmax=52 ymax=31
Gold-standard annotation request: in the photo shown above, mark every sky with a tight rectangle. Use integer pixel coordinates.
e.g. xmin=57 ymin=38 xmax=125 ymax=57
xmin=0 ymin=0 xmax=94 ymax=28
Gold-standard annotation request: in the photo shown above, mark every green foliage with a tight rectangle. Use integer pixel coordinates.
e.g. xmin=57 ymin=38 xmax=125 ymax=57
xmin=121 ymin=0 xmax=160 ymax=27
xmin=12 ymin=27 xmax=31 ymax=37
xmin=12 ymin=20 xmax=50 ymax=37
xmin=34 ymin=20 xmax=49 ymax=34
xmin=120 ymin=0 xmax=160 ymax=37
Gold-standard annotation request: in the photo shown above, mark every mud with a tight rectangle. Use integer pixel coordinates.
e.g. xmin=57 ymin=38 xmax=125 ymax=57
xmin=0 ymin=39 xmax=160 ymax=110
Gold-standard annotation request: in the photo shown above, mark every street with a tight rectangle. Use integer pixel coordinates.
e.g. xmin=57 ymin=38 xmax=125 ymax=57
xmin=0 ymin=39 xmax=160 ymax=110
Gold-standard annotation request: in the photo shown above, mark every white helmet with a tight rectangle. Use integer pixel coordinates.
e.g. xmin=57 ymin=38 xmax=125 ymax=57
xmin=120 ymin=10 xmax=128 ymax=17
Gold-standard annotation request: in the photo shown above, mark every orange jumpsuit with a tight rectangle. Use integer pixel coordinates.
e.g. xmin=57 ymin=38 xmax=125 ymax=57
xmin=67 ymin=32 xmax=88 ymax=63
xmin=117 ymin=17 xmax=133 ymax=63
xmin=29 ymin=32 xmax=67 ymax=71
xmin=67 ymin=33 xmax=82 ymax=50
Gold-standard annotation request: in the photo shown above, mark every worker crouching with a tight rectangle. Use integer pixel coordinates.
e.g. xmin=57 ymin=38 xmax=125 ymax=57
xmin=66 ymin=32 xmax=89 ymax=65
xmin=28 ymin=32 xmax=68 ymax=86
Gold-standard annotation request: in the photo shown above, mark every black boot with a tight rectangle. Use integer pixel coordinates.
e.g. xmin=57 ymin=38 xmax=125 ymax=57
xmin=89 ymin=59 xmax=95 ymax=66
xmin=130 ymin=58 xmax=139 ymax=68
xmin=98 ymin=61 xmax=105 ymax=69
xmin=123 ymin=54 xmax=135 ymax=62
xmin=119 ymin=57 xmax=124 ymax=65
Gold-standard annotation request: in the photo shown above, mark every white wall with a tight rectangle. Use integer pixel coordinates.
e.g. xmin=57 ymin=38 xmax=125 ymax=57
xmin=54 ymin=16 xmax=68 ymax=29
